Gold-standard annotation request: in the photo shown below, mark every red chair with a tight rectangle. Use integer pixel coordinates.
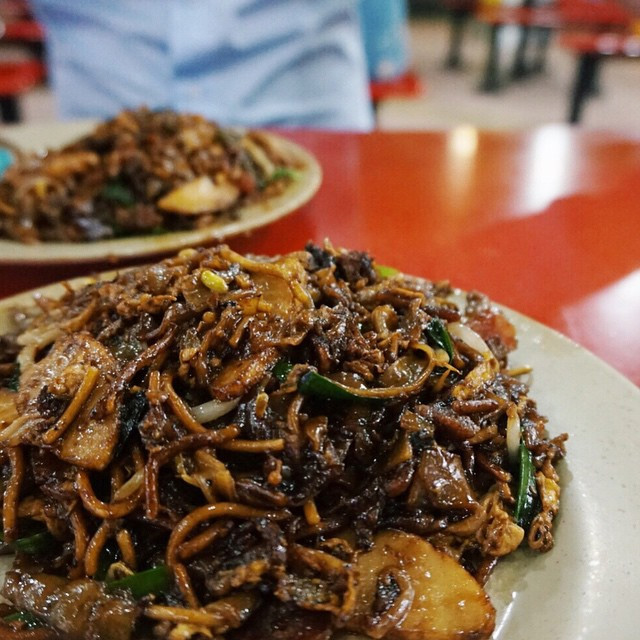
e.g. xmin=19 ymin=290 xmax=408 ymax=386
xmin=2 ymin=18 xmax=44 ymax=42
xmin=1 ymin=16 xmax=45 ymax=64
xmin=0 ymin=58 xmax=45 ymax=122
xmin=475 ymin=0 xmax=632 ymax=92
xmin=369 ymin=70 xmax=424 ymax=121
xmin=560 ymin=31 xmax=640 ymax=122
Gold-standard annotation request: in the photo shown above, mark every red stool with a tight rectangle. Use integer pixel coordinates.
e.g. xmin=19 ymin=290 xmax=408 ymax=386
xmin=369 ymin=70 xmax=423 ymax=115
xmin=2 ymin=19 xmax=44 ymax=42
xmin=0 ymin=59 xmax=45 ymax=122
xmin=1 ymin=18 xmax=46 ymax=65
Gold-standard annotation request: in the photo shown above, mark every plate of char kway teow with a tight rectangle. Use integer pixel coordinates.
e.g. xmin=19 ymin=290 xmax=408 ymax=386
xmin=0 ymin=116 xmax=639 ymax=640
xmin=5 ymin=234 xmax=637 ymax=640
xmin=0 ymin=107 xmax=322 ymax=264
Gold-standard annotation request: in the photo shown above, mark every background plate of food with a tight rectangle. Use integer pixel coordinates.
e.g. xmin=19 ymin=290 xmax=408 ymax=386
xmin=0 ymin=244 xmax=638 ymax=639
xmin=0 ymin=109 xmax=322 ymax=264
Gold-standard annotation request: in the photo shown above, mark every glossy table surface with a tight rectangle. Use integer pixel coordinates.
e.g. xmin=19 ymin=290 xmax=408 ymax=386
xmin=1 ymin=124 xmax=639 ymax=386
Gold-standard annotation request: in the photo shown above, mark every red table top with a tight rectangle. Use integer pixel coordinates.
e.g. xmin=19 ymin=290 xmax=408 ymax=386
xmin=1 ymin=126 xmax=639 ymax=386
xmin=559 ymin=31 xmax=640 ymax=56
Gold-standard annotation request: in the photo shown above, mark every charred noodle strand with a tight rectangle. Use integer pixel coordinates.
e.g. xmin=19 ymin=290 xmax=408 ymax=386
xmin=145 ymin=595 xmax=257 ymax=630
xmin=41 ymin=366 xmax=100 ymax=444
xmin=228 ymin=315 xmax=252 ymax=348
xmin=474 ymin=556 xmax=499 ymax=586
xmin=116 ymin=528 xmax=137 ymax=570
xmin=167 ymin=503 xmax=289 ymax=604
xmin=218 ymin=438 xmax=285 ymax=453
xmin=69 ymin=508 xmax=90 ymax=578
xmin=173 ymin=562 xmax=200 ymax=609
xmin=145 ymin=604 xmax=225 ymax=627
xmin=116 ymin=326 xmax=177 ymax=392
xmin=178 ymin=520 xmax=232 ymax=561
xmin=111 ymin=469 xmax=144 ymax=502
xmin=303 ymin=499 xmax=321 ymax=526
xmin=432 ymin=367 xmax=452 ymax=394
xmin=145 ymin=424 xmax=240 ymax=519
xmin=162 ymin=374 xmax=207 ymax=434
xmin=147 ymin=369 xmax=164 ymax=405
xmin=75 ymin=470 xmax=142 ymax=519
xmin=110 ymin=466 xmax=125 ymax=495
xmin=144 ymin=604 xmax=220 ymax=627
xmin=62 ymin=297 xmax=98 ymax=332
xmin=285 ymin=393 xmax=304 ymax=459
xmin=3 ymin=446 xmax=24 ymax=541
xmin=17 ymin=496 xmax=45 ymax=519
xmin=167 ymin=503 xmax=290 ymax=567
xmin=84 ymin=520 xmax=114 ymax=577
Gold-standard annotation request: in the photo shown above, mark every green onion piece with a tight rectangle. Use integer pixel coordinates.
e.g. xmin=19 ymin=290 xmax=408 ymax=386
xmin=4 ymin=611 xmax=41 ymax=628
xmin=514 ymin=443 xmax=538 ymax=529
xmin=150 ymin=226 xmax=168 ymax=236
xmin=13 ymin=531 xmax=56 ymax=555
xmin=374 ymin=264 xmax=399 ymax=279
xmin=106 ymin=565 xmax=171 ymax=600
xmin=101 ymin=181 xmax=135 ymax=207
xmin=298 ymin=371 xmax=380 ymax=403
xmin=272 ymin=359 xmax=293 ymax=383
xmin=425 ymin=318 xmax=455 ymax=361
xmin=268 ymin=166 xmax=298 ymax=183
xmin=5 ymin=363 xmax=20 ymax=391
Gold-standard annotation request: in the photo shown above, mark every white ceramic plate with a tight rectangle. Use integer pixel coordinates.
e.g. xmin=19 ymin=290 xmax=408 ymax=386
xmin=0 ymin=121 xmax=322 ymax=264
xmin=0 ymin=276 xmax=639 ymax=639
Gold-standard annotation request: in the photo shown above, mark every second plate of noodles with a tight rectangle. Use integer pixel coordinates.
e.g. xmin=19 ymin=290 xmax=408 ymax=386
xmin=0 ymin=243 xmax=566 ymax=639
xmin=0 ymin=110 xmax=322 ymax=263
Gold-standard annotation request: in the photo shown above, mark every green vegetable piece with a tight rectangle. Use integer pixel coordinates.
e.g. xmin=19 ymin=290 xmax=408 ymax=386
xmin=5 ymin=363 xmax=19 ymax=391
xmin=101 ymin=181 xmax=135 ymax=207
xmin=514 ymin=443 xmax=538 ymax=529
xmin=118 ymin=391 xmax=148 ymax=455
xmin=298 ymin=371 xmax=380 ymax=404
xmin=268 ymin=166 xmax=298 ymax=183
xmin=4 ymin=611 xmax=41 ymax=628
xmin=273 ymin=359 xmax=293 ymax=383
xmin=13 ymin=531 xmax=56 ymax=555
xmin=150 ymin=226 xmax=168 ymax=236
xmin=425 ymin=318 xmax=455 ymax=360
xmin=107 ymin=565 xmax=171 ymax=600
xmin=374 ymin=264 xmax=399 ymax=279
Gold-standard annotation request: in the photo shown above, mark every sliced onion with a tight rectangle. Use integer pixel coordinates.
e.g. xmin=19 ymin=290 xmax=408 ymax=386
xmin=447 ymin=322 xmax=492 ymax=359
xmin=112 ymin=469 xmax=144 ymax=502
xmin=190 ymin=397 xmax=240 ymax=424
xmin=505 ymin=403 xmax=521 ymax=465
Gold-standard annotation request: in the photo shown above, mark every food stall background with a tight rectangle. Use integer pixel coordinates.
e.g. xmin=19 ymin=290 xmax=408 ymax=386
xmin=0 ymin=0 xmax=638 ymax=134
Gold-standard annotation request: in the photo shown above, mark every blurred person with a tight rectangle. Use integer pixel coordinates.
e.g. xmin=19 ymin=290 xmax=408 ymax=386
xmin=31 ymin=0 xmax=374 ymax=130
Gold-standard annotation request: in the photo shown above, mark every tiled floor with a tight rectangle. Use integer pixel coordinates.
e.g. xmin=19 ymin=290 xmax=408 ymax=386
xmin=13 ymin=16 xmax=640 ymax=137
